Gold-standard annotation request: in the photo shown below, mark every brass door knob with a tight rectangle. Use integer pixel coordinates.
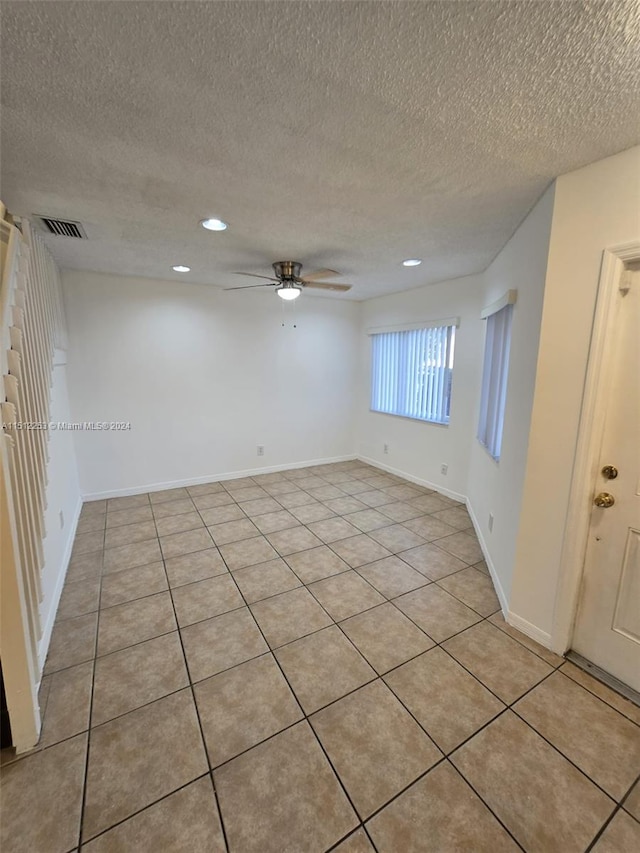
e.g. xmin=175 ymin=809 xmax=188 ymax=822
xmin=594 ymin=493 xmax=615 ymax=508
xmin=601 ymin=465 xmax=618 ymax=480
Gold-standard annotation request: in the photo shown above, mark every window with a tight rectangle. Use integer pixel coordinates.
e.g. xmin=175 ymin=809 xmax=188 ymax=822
xmin=477 ymin=292 xmax=516 ymax=460
xmin=370 ymin=322 xmax=457 ymax=424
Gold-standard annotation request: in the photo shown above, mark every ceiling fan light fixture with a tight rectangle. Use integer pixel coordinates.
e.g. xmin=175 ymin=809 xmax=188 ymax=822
xmin=276 ymin=284 xmax=301 ymax=301
xmin=402 ymin=258 xmax=422 ymax=267
xmin=200 ymin=218 xmax=228 ymax=231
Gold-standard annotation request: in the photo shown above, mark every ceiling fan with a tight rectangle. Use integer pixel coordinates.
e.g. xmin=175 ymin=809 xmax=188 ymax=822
xmin=225 ymin=261 xmax=352 ymax=300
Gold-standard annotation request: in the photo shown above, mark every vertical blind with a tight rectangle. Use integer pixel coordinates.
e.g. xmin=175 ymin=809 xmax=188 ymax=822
xmin=370 ymin=324 xmax=456 ymax=423
xmin=477 ymin=303 xmax=513 ymax=460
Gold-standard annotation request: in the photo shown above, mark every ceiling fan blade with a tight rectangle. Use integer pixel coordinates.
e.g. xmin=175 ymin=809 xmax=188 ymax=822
xmin=224 ymin=283 xmax=275 ymax=291
xmin=302 ymin=268 xmax=341 ymax=282
xmin=303 ymin=281 xmax=352 ymax=292
xmin=232 ymin=272 xmax=279 ymax=282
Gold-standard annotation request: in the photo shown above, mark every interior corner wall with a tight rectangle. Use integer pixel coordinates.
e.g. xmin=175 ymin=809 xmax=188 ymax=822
xmin=466 ymin=184 xmax=556 ymax=609
xmin=62 ymin=271 xmax=361 ymax=497
xmin=510 ymin=145 xmax=640 ymax=644
xmin=356 ymin=275 xmax=485 ymax=499
xmin=354 ymin=187 xmax=556 ymax=614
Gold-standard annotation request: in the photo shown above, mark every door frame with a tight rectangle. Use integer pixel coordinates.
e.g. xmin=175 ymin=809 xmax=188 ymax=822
xmin=552 ymin=240 xmax=640 ymax=655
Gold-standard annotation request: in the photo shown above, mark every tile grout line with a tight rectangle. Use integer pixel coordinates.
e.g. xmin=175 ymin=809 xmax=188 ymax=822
xmin=31 ymin=507 xmax=637 ymax=751
xmin=76 ymin=477 xmax=487 ymax=608
xmin=74 ymin=771 xmax=212 ymax=849
xmin=366 ymin=649 xmax=615 ymax=848
xmin=26 ymin=603 xmax=634 ymax=822
xmin=374 ymin=602 xmax=635 ymax=807
xmin=618 ymin=771 xmax=640 ymax=821
xmin=151 ymin=505 xmax=233 ymax=853
xmin=298 ymin=572 xmax=632 ymax=821
xmin=584 ymin=772 xmax=640 ymax=851
xmin=20 ymin=539 xmax=637 ymax=760
xmin=35 ymin=604 xmax=509 ymax=758
xmin=440 ymin=755 xmax=528 ymax=852
xmin=558 ymin=663 xmax=640 ymax=724
xmin=95 ymin=469 xmax=470 ymax=573
xmin=33 ymin=668 xmax=529 ymax=850
xmin=315 ymin=604 xmax=532 ymax=848
xmin=24 ymin=464 xmax=637 ymax=851
xmin=211 ymin=538 xmax=380 ymax=852
xmin=75 ymin=509 xmax=109 ymax=852
xmin=184 ymin=494 xmax=533 ymax=851
xmin=508 ymin=698 xmax=627 ymax=806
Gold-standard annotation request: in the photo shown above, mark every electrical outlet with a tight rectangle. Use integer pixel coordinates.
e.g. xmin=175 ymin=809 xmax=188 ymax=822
xmin=257 ymin=445 xmax=265 ymax=456
xmin=59 ymin=510 xmax=65 ymax=529
xmin=383 ymin=443 xmax=389 ymax=454
xmin=440 ymin=463 xmax=448 ymax=475
xmin=488 ymin=513 xmax=494 ymax=532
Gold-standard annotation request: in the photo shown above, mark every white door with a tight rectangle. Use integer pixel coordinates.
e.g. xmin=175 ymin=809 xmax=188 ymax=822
xmin=572 ymin=264 xmax=640 ymax=692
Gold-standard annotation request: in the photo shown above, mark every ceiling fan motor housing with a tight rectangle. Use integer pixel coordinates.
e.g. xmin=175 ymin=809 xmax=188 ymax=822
xmin=273 ymin=261 xmax=302 ymax=281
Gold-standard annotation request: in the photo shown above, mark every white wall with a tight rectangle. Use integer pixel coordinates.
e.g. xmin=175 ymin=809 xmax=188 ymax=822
xmin=354 ymin=149 xmax=640 ymax=648
xmin=466 ymin=185 xmax=555 ymax=607
xmin=510 ymin=146 xmax=640 ymax=642
xmin=39 ymin=351 xmax=82 ymax=667
xmin=356 ymin=275 xmax=484 ymax=499
xmin=63 ymin=271 xmax=360 ymax=497
xmin=355 ymin=186 xmax=556 ymax=611
xmin=59 ymin=145 xmax=640 ymax=652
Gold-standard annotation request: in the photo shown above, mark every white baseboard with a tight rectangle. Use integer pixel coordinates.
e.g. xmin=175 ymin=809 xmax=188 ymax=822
xmin=465 ymin=502 xmax=555 ymax=651
xmin=505 ymin=610 xmax=553 ymax=648
xmin=78 ymin=451 xmax=558 ymax=653
xmin=82 ymin=454 xmax=357 ymax=501
xmin=464 ymin=499 xmax=509 ymax=615
xmin=359 ymin=454 xmax=509 ymax=607
xmin=37 ymin=495 xmax=83 ymax=672
xmin=360 ymin=455 xmax=559 ymax=652
xmin=358 ymin=455 xmax=518 ymax=622
xmin=356 ymin=455 xmax=467 ymax=503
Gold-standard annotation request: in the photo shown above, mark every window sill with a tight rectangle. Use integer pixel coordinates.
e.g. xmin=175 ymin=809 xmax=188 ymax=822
xmin=477 ymin=438 xmax=500 ymax=463
xmin=370 ymin=409 xmax=450 ymax=427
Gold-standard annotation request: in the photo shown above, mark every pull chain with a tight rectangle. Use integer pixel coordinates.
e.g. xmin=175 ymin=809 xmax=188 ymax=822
xmin=281 ymin=298 xmax=298 ymax=328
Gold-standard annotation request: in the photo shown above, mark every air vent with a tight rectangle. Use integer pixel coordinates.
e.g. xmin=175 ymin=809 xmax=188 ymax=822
xmin=36 ymin=216 xmax=86 ymax=239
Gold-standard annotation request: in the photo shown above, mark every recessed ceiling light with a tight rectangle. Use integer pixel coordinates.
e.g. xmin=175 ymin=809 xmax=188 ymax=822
xmin=172 ymin=265 xmax=191 ymax=273
xmin=402 ymin=258 xmax=422 ymax=267
xmin=200 ymin=218 xmax=228 ymax=231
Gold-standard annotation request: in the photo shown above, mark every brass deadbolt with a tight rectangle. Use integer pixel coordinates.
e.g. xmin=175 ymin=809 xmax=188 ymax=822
xmin=594 ymin=492 xmax=615 ymax=508
xmin=601 ymin=465 xmax=618 ymax=480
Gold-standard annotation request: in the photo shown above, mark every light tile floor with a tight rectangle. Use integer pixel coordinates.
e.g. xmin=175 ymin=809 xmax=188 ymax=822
xmin=2 ymin=461 xmax=640 ymax=852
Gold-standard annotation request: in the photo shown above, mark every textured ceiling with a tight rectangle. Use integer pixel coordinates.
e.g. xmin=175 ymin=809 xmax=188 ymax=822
xmin=1 ymin=1 xmax=639 ymax=300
